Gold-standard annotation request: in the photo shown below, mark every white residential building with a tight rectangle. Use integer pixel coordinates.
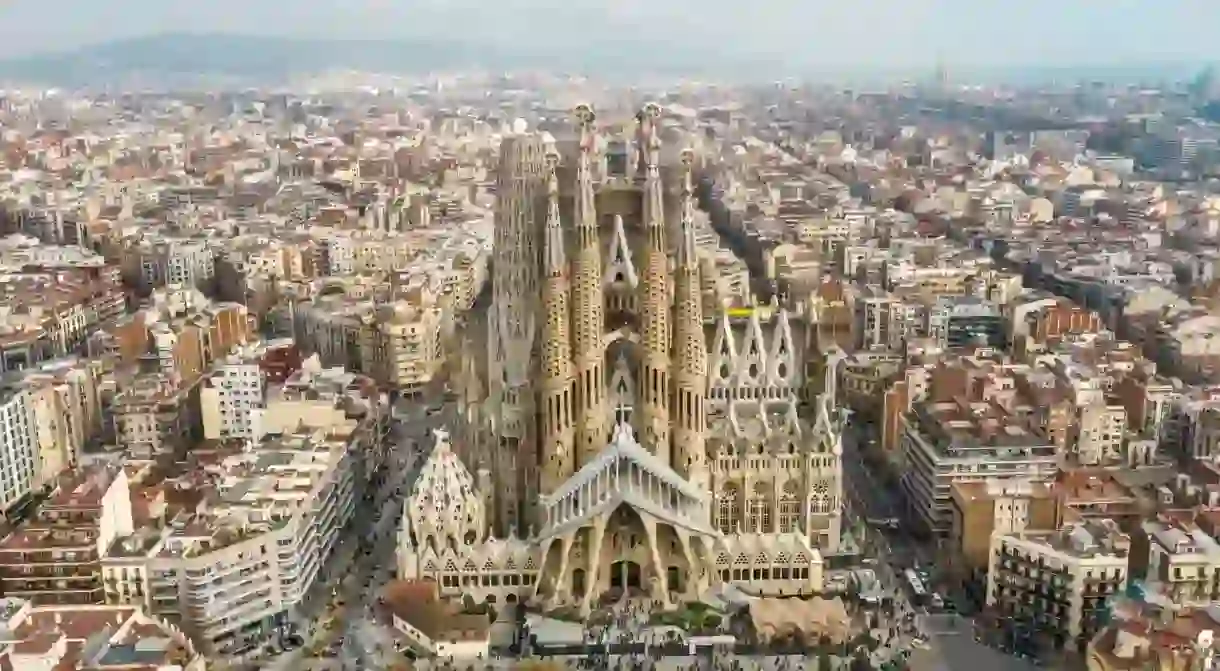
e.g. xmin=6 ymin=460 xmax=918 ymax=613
xmin=0 ymin=386 xmax=38 ymax=512
xmin=201 ymin=350 xmax=266 ymax=441
xmin=134 ymin=239 xmax=215 ymax=293
xmin=104 ymin=424 xmax=367 ymax=655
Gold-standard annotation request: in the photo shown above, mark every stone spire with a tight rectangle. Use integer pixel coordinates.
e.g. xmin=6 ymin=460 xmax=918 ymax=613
xmin=488 ymin=117 xmax=547 ymax=536
xmin=571 ymin=104 xmax=607 ymax=467
xmin=672 ymin=148 xmax=708 ymax=489
xmin=635 ymin=103 xmax=671 ymax=461
xmin=539 ymin=148 xmax=576 ymax=494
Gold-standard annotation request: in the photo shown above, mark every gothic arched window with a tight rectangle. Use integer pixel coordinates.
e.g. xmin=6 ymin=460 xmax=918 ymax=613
xmin=747 ymin=482 xmax=771 ymax=533
xmin=810 ymin=481 xmax=830 ymax=513
xmin=778 ymin=481 xmax=801 ymax=533
xmin=717 ymin=484 xmax=741 ymax=534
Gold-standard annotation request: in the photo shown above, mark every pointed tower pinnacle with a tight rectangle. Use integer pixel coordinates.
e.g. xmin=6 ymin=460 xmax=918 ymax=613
xmin=635 ymin=103 xmax=660 ymax=180
xmin=539 ymin=148 xmax=576 ymax=494
xmin=571 ymin=104 xmax=607 ymax=466
xmin=636 ymin=103 xmax=672 ymax=461
xmin=672 ymin=148 xmax=708 ymax=489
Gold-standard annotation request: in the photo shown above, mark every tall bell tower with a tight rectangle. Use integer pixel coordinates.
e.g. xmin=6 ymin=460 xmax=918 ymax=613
xmin=571 ymin=104 xmax=608 ymax=468
xmin=635 ymin=103 xmax=672 ymax=461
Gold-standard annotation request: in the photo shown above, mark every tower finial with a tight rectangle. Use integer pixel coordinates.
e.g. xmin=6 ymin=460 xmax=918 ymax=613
xmin=635 ymin=103 xmax=662 ymax=178
xmin=574 ymin=103 xmax=596 ymax=151
xmin=545 ymin=149 xmax=560 ymax=198
xmin=678 ymin=148 xmax=698 ymax=267
xmin=641 ymin=106 xmax=664 ymax=230
xmin=543 ymin=149 xmax=565 ymax=275
xmin=574 ymin=104 xmax=597 ymax=228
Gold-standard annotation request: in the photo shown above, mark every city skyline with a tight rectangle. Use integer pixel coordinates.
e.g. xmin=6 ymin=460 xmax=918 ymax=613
xmin=1 ymin=0 xmax=1219 ymax=74
xmin=0 ymin=23 xmax=1220 ymax=670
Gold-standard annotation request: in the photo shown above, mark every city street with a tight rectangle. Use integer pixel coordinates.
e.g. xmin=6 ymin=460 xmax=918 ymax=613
xmin=840 ymin=421 xmax=911 ymax=592
xmin=841 ymin=420 xmax=1037 ymax=671
xmin=840 ymin=422 xmax=933 ymax=569
xmin=263 ymin=402 xmax=441 ymax=671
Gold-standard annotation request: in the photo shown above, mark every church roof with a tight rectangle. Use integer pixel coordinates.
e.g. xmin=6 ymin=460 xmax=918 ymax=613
xmin=546 ymin=422 xmax=706 ymax=504
xmin=536 ymin=422 xmax=718 ymax=542
xmin=407 ymin=429 xmax=483 ymax=549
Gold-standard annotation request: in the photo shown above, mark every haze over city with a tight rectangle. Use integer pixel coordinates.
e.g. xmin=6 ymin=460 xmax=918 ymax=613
xmin=2 ymin=0 xmax=1220 ymax=75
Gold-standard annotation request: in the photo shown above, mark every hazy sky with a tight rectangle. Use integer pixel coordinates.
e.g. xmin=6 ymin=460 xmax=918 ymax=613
xmin=1 ymin=0 xmax=1218 ymax=70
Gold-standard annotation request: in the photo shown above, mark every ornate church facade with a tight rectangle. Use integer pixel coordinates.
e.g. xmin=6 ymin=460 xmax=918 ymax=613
xmin=398 ymin=105 xmax=844 ymax=614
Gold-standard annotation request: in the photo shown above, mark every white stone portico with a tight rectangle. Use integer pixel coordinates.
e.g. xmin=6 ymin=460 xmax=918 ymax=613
xmin=534 ymin=421 xmax=719 ymax=613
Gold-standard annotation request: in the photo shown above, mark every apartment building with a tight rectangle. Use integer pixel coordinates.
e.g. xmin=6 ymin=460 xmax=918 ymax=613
xmin=0 ymin=268 xmax=125 ymax=373
xmin=263 ymin=363 xmax=391 ymax=474
xmin=21 ymin=358 xmax=104 ymax=482
xmin=200 ymin=347 xmax=267 ymax=441
xmin=837 ymin=351 xmax=903 ymax=420
xmin=397 ymin=246 xmax=489 ymax=316
xmin=295 ymin=295 xmax=444 ymax=393
xmin=0 ymin=597 xmax=203 ymax=671
xmin=1009 ymin=296 xmax=1106 ymax=354
xmin=214 ymin=236 xmax=313 ymax=288
xmin=947 ymin=479 xmax=1063 ymax=585
xmin=987 ymin=520 xmax=1130 ymax=652
xmin=202 ymin=340 xmax=383 ymax=440
xmin=259 ymin=341 xmax=304 ymax=384
xmin=313 ymin=229 xmax=422 ymax=275
xmin=933 ymin=296 xmax=1006 ymax=349
xmin=1186 ymin=400 xmax=1220 ymax=462
xmin=1088 ymin=603 xmax=1220 ymax=671
xmin=0 ymin=385 xmax=38 ymax=513
xmin=0 ymin=466 xmax=132 ymax=605
xmin=365 ymin=301 xmax=444 ymax=394
xmin=111 ymin=374 xmax=201 ymax=457
xmin=1132 ymin=515 xmax=1220 ymax=608
xmin=806 ymin=277 xmax=854 ymax=353
xmin=883 ymin=255 xmax=994 ymax=297
xmin=127 ymin=239 xmax=215 ymax=295
xmin=850 ymin=287 xmax=896 ymax=350
xmin=143 ymin=300 xmax=253 ymax=383
xmin=768 ymin=243 xmax=824 ymax=296
xmin=1112 ymin=371 xmax=1176 ymax=449
xmin=899 ymin=399 xmax=1060 ymax=536
xmin=880 ymin=353 xmax=937 ymax=457
xmin=102 ymin=424 xmax=366 ymax=655
xmin=1052 ymin=470 xmax=1148 ymax=530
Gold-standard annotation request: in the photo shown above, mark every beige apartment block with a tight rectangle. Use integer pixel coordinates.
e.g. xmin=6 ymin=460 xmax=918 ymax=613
xmin=20 ymin=358 xmax=103 ymax=486
xmin=363 ymin=302 xmax=444 ymax=393
xmin=1073 ymin=403 xmax=1129 ymax=467
xmin=948 ymin=479 xmax=1063 ymax=584
xmin=1133 ymin=516 xmax=1220 ymax=608
xmin=987 ymin=520 xmax=1129 ymax=652
xmin=295 ymin=294 xmax=444 ymax=392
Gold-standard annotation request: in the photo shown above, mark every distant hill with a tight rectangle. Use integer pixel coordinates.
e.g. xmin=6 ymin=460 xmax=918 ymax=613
xmin=1 ymin=33 xmax=1200 ymax=90
xmin=0 ymin=33 xmax=772 ymax=88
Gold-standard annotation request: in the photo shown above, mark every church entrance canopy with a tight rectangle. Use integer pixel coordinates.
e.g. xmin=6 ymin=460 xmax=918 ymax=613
xmin=536 ymin=422 xmax=719 ymax=544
